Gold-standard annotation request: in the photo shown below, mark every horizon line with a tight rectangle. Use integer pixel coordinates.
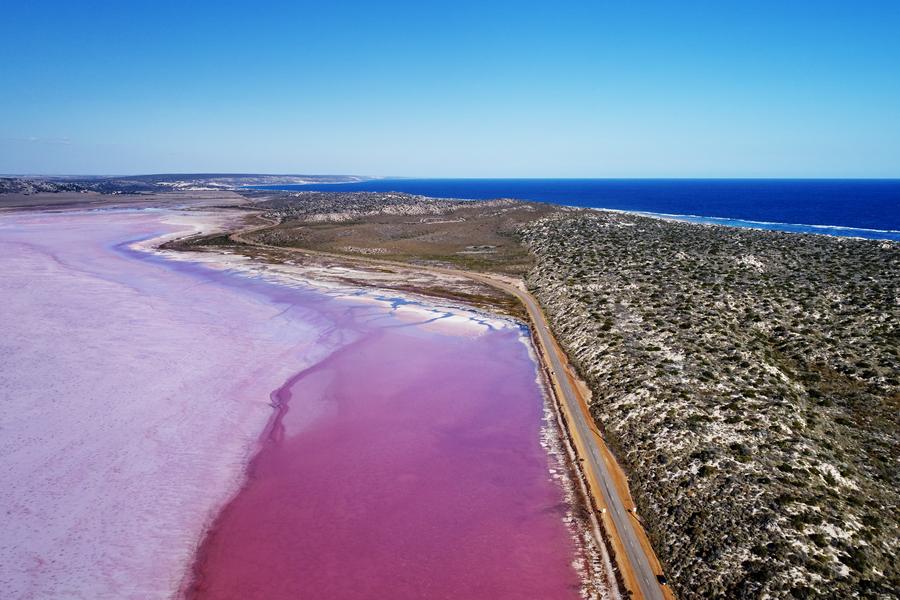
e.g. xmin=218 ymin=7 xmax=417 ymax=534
xmin=4 ymin=173 xmax=900 ymax=181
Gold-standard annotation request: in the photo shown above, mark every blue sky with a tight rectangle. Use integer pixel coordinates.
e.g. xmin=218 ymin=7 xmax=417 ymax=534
xmin=2 ymin=1 xmax=899 ymax=176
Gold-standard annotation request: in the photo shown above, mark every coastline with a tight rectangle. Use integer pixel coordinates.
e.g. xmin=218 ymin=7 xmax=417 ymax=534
xmin=246 ymin=178 xmax=900 ymax=242
xmin=619 ymin=209 xmax=900 ymax=242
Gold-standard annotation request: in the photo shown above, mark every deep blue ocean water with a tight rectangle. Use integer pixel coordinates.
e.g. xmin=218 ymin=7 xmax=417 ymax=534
xmin=253 ymin=179 xmax=900 ymax=241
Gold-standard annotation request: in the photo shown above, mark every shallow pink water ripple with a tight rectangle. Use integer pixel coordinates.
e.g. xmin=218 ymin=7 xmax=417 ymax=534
xmin=189 ymin=315 xmax=583 ymax=599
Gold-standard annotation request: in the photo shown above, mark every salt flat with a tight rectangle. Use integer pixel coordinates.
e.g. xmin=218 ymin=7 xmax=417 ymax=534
xmin=0 ymin=209 xmax=337 ymax=599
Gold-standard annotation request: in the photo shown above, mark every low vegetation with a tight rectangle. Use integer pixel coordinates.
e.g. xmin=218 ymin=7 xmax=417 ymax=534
xmin=252 ymin=191 xmax=562 ymax=275
xmin=521 ymin=212 xmax=899 ymax=599
xmin=0 ymin=177 xmax=92 ymax=194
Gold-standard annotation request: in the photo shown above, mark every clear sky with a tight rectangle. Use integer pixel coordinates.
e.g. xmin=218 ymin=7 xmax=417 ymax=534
xmin=2 ymin=1 xmax=899 ymax=177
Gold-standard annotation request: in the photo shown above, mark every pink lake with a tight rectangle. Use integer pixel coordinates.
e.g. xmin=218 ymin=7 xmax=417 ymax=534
xmin=0 ymin=206 xmax=585 ymax=599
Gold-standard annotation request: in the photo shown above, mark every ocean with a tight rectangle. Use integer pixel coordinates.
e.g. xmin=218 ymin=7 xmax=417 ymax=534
xmin=253 ymin=179 xmax=900 ymax=241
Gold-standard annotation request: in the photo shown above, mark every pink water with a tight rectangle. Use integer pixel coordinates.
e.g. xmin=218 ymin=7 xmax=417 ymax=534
xmin=0 ymin=207 xmax=583 ymax=599
xmin=188 ymin=310 xmax=584 ymax=599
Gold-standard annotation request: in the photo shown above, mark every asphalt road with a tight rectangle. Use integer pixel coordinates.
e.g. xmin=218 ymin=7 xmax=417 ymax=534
xmin=468 ymin=274 xmax=666 ymax=600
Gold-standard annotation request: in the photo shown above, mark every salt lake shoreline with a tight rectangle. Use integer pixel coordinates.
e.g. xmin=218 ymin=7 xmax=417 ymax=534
xmin=149 ymin=209 xmax=615 ymax=598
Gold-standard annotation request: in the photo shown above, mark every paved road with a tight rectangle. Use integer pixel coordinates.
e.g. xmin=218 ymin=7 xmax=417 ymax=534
xmin=228 ymin=218 xmax=666 ymax=600
xmin=462 ymin=273 xmax=665 ymax=600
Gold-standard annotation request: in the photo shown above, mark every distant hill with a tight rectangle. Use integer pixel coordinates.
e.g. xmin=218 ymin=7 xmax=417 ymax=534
xmin=0 ymin=174 xmax=369 ymax=194
xmin=0 ymin=177 xmax=92 ymax=194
